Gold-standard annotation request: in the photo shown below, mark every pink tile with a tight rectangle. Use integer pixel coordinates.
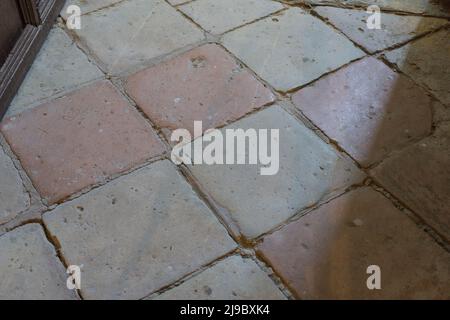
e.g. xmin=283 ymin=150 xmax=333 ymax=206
xmin=258 ymin=187 xmax=450 ymax=299
xmin=1 ymin=81 xmax=164 ymax=204
xmin=292 ymin=57 xmax=432 ymax=167
xmin=126 ymin=44 xmax=275 ymax=140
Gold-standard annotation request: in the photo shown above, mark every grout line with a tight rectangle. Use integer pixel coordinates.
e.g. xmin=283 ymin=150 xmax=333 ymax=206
xmin=39 ymin=220 xmax=85 ymax=300
xmin=1 ymin=1 xmax=448 ymax=300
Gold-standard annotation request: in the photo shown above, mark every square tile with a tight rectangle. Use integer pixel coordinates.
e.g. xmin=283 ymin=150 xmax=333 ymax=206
xmin=154 ymin=255 xmax=285 ymax=299
xmin=188 ymin=106 xmax=364 ymax=238
xmin=0 ymin=146 xmax=29 ymax=223
xmin=315 ymin=6 xmax=448 ymax=53
xmin=168 ymin=0 xmax=190 ymax=5
xmin=126 ymin=44 xmax=275 ymax=140
xmin=179 ymin=0 xmax=284 ymax=34
xmin=7 ymin=28 xmax=103 ymax=117
xmin=0 ymin=224 xmax=77 ymax=299
xmin=385 ymin=29 xmax=450 ymax=106
xmin=292 ymin=57 xmax=432 ymax=167
xmin=43 ymin=160 xmax=236 ymax=299
xmin=73 ymin=0 xmax=204 ymax=74
xmin=222 ymin=8 xmax=364 ymax=91
xmin=258 ymin=187 xmax=450 ymax=299
xmin=1 ymin=81 xmax=164 ymax=204
xmin=371 ymin=123 xmax=450 ymax=241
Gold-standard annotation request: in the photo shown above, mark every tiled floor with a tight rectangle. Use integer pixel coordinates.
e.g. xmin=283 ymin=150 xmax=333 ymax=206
xmin=0 ymin=0 xmax=449 ymax=299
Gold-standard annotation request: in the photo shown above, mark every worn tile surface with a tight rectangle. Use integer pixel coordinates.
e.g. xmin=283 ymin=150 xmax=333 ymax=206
xmin=299 ymin=0 xmax=450 ymax=17
xmin=1 ymin=81 xmax=164 ymax=204
xmin=74 ymin=0 xmax=204 ymax=74
xmin=126 ymin=44 xmax=275 ymax=140
xmin=0 ymin=147 xmax=29 ymax=224
xmin=385 ymin=29 xmax=450 ymax=106
xmin=0 ymin=224 xmax=77 ymax=300
xmin=43 ymin=160 xmax=236 ymax=300
xmin=7 ymin=28 xmax=103 ymax=117
xmin=189 ymin=106 xmax=364 ymax=238
xmin=292 ymin=57 xmax=432 ymax=166
xmin=168 ymin=0 xmax=190 ymax=5
xmin=315 ymin=6 xmax=448 ymax=53
xmin=222 ymin=8 xmax=364 ymax=91
xmin=154 ymin=255 xmax=285 ymax=300
xmin=179 ymin=0 xmax=284 ymax=34
xmin=259 ymin=187 xmax=450 ymax=299
xmin=371 ymin=123 xmax=450 ymax=241
xmin=1 ymin=0 xmax=448 ymax=301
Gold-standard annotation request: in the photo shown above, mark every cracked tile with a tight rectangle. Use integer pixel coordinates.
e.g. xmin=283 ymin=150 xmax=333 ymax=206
xmin=43 ymin=160 xmax=236 ymax=299
xmin=0 ymin=224 xmax=77 ymax=299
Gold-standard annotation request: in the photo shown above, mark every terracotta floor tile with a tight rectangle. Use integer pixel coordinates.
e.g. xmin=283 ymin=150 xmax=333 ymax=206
xmin=126 ymin=44 xmax=275 ymax=140
xmin=221 ymin=8 xmax=364 ymax=91
xmin=292 ymin=57 xmax=432 ymax=167
xmin=1 ymin=81 xmax=164 ymax=204
xmin=314 ymin=6 xmax=447 ymax=53
xmin=258 ymin=187 xmax=450 ymax=299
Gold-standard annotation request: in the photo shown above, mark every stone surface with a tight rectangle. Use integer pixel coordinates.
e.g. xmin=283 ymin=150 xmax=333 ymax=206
xmin=371 ymin=123 xmax=450 ymax=241
xmin=0 ymin=146 xmax=29 ymax=224
xmin=292 ymin=57 xmax=432 ymax=167
xmin=43 ymin=160 xmax=236 ymax=300
xmin=61 ymin=0 xmax=124 ymax=18
xmin=385 ymin=29 xmax=450 ymax=106
xmin=0 ymin=224 xmax=77 ymax=299
xmin=258 ymin=187 xmax=450 ymax=299
xmin=188 ymin=106 xmax=364 ymax=238
xmin=168 ymin=0 xmax=189 ymax=5
xmin=179 ymin=0 xmax=284 ymax=34
xmin=298 ymin=0 xmax=450 ymax=17
xmin=126 ymin=44 xmax=275 ymax=140
xmin=7 ymin=28 xmax=103 ymax=117
xmin=74 ymin=0 xmax=204 ymax=74
xmin=315 ymin=6 xmax=448 ymax=53
xmin=1 ymin=81 xmax=164 ymax=204
xmin=222 ymin=8 xmax=364 ymax=91
xmin=154 ymin=255 xmax=285 ymax=300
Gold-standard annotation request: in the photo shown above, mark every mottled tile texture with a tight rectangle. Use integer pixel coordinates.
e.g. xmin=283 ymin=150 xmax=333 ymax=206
xmin=1 ymin=81 xmax=164 ymax=204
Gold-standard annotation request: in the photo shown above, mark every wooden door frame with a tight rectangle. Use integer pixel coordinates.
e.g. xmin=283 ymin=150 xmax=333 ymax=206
xmin=0 ymin=0 xmax=65 ymax=120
